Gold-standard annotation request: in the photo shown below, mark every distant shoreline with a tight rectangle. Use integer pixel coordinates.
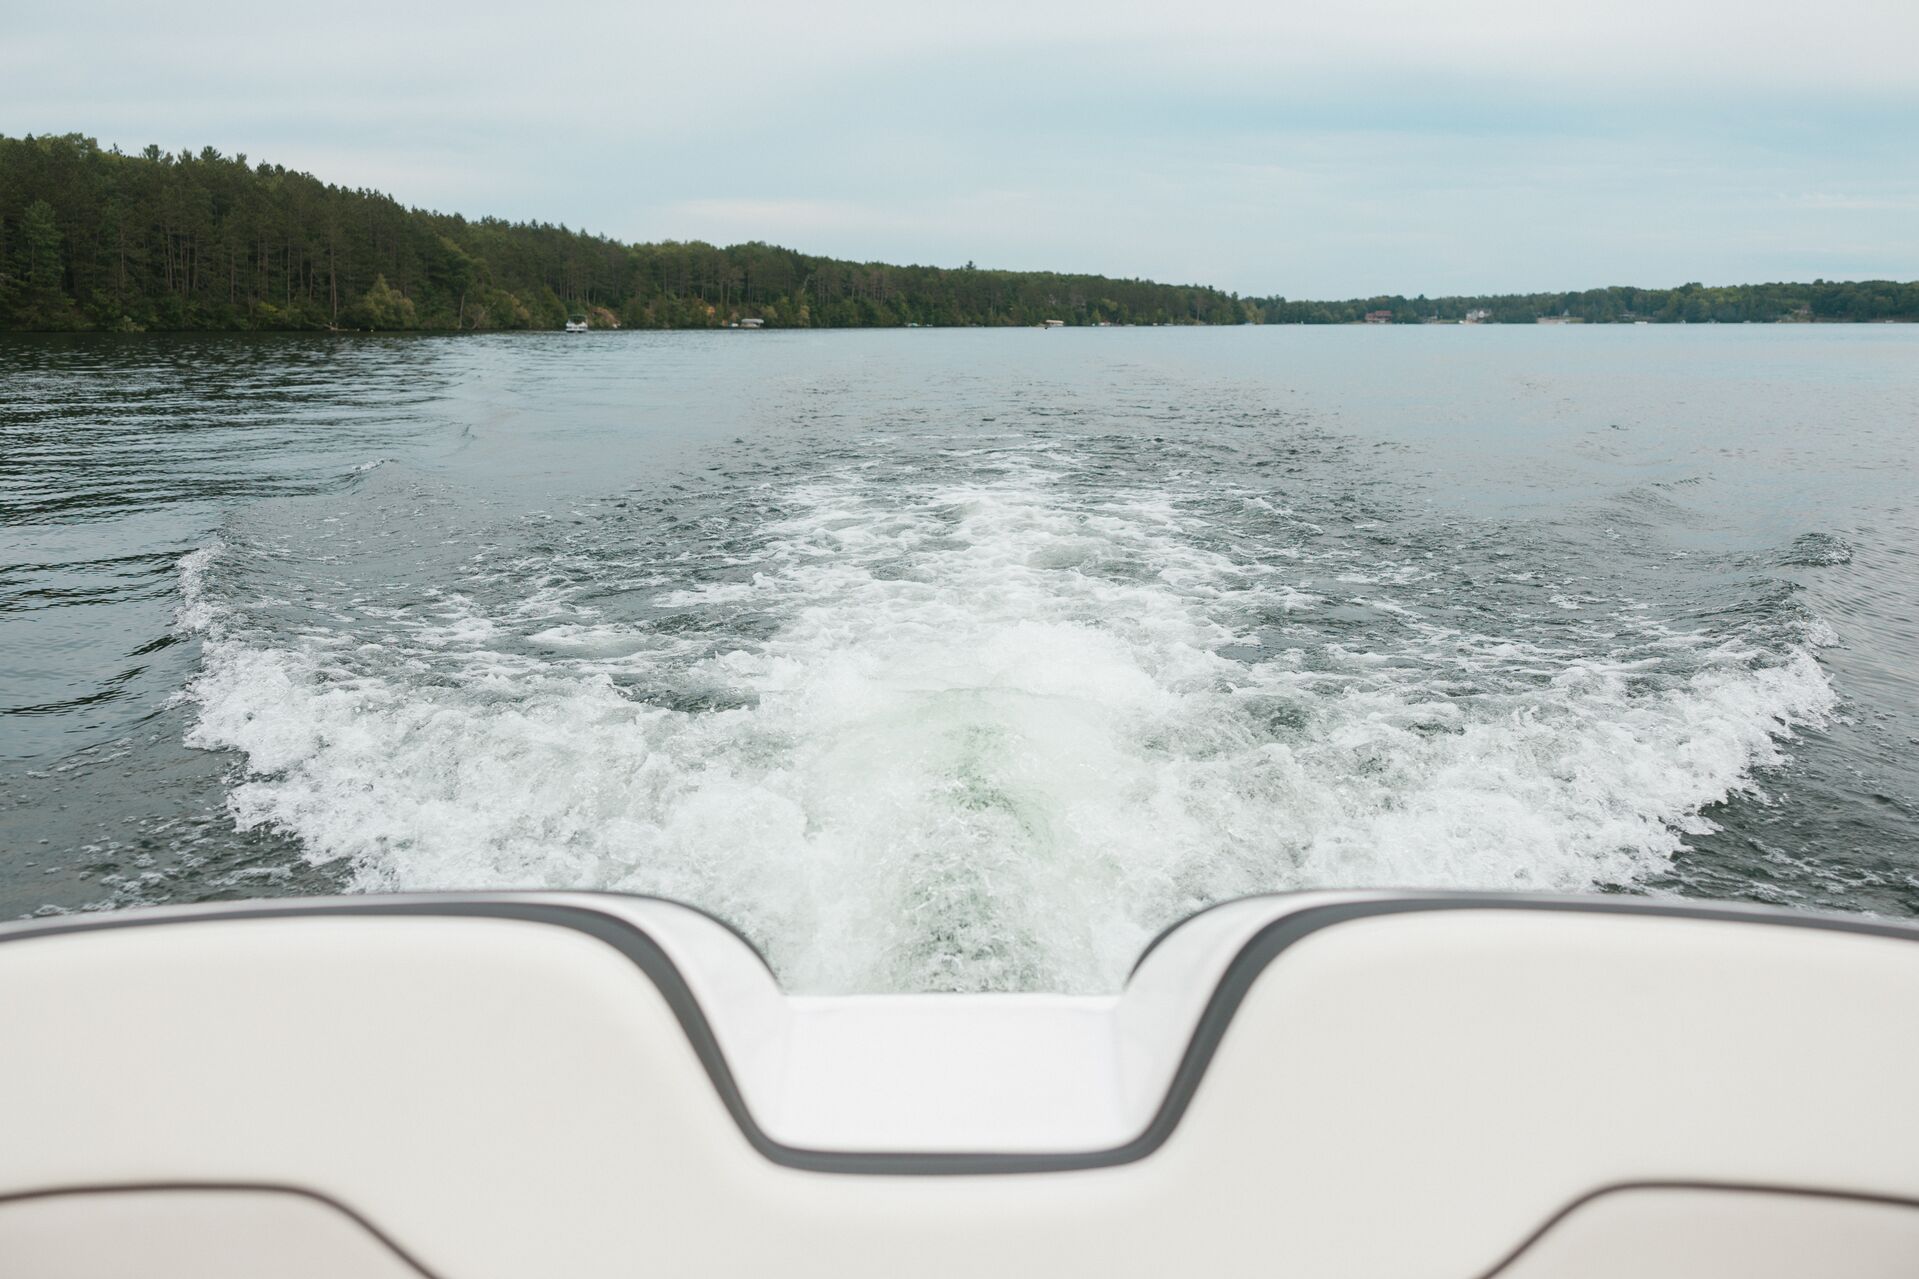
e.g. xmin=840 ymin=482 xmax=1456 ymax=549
xmin=7 ymin=320 xmax=1915 ymax=342
xmin=5 ymin=313 xmax=1916 ymax=336
xmin=5 ymin=133 xmax=1916 ymax=334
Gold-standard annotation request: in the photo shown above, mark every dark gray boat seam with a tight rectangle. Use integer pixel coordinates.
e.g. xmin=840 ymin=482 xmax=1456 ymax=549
xmin=1476 ymin=1181 xmax=1919 ymax=1279
xmin=0 ymin=1183 xmax=440 ymax=1279
xmin=2 ymin=1178 xmax=1914 ymax=1278
xmin=4 ymin=892 xmax=1918 ymax=1174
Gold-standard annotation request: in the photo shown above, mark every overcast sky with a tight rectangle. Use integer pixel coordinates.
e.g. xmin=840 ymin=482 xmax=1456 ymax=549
xmin=6 ymin=0 xmax=1916 ymax=296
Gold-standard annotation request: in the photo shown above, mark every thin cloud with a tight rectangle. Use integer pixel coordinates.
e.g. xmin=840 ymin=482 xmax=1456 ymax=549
xmin=5 ymin=0 xmax=1915 ymax=294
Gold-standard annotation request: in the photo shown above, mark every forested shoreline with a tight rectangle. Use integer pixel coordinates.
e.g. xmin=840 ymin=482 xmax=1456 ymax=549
xmin=4 ymin=133 xmax=1916 ymax=332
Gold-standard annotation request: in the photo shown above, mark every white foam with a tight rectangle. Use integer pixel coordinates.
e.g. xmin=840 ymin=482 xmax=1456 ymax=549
xmin=179 ymin=456 xmax=1838 ymax=993
xmin=173 ymin=539 xmax=227 ymax=637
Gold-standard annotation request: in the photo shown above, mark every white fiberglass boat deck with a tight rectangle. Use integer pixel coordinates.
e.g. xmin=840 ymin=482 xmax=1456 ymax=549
xmin=3 ymin=889 xmax=1918 ymax=1277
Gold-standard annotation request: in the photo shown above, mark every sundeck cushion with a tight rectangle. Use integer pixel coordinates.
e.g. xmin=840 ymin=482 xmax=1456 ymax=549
xmin=2 ymin=892 xmax=1916 ymax=1278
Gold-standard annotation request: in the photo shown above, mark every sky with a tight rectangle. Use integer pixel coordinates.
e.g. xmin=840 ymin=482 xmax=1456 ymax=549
xmin=5 ymin=0 xmax=1917 ymax=297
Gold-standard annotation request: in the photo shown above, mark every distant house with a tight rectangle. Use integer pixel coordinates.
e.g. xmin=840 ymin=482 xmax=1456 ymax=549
xmin=1364 ymin=310 xmax=1392 ymax=324
xmin=1043 ymin=319 xmax=1065 ymax=328
xmin=738 ymin=317 xmax=764 ymax=329
xmin=1462 ymin=309 xmax=1491 ymax=324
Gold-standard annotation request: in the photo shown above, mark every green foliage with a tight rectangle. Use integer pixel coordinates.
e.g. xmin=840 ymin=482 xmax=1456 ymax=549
xmin=21 ymin=200 xmax=62 ymax=294
xmin=2 ymin=133 xmax=1914 ymax=332
xmin=13 ymin=197 xmax=81 ymax=328
xmin=348 ymin=274 xmax=417 ymax=329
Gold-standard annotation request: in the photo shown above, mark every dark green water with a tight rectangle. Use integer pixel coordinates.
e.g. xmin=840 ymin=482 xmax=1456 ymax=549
xmin=3 ymin=326 xmax=1915 ymax=991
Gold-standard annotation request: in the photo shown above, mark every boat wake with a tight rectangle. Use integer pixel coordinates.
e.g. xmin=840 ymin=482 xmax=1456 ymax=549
xmin=178 ymin=437 xmax=1836 ymax=992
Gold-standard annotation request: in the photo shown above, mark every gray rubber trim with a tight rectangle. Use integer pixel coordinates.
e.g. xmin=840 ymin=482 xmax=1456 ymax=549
xmin=0 ymin=1183 xmax=441 ymax=1278
xmin=5 ymin=891 xmax=1918 ymax=1174
xmin=10 ymin=890 xmax=780 ymax=978
xmin=1127 ymin=889 xmax=1919 ymax=978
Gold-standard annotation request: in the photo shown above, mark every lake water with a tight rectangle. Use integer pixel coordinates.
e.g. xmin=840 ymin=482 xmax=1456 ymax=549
xmin=3 ymin=326 xmax=1915 ymax=992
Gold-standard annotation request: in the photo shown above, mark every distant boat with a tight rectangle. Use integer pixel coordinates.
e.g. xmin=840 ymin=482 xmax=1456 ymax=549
xmin=1043 ymin=319 xmax=1065 ymax=328
xmin=565 ymin=316 xmax=589 ymax=333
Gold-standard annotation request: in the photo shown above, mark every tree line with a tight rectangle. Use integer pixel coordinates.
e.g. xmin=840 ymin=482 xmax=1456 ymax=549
xmin=3 ymin=133 xmax=1915 ymax=332
xmin=1261 ymin=280 xmax=1919 ymax=325
xmin=0 ymin=134 xmax=1245 ymax=332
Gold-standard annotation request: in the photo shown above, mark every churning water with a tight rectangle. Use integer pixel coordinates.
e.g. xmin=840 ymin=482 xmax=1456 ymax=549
xmin=4 ymin=327 xmax=1916 ymax=991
